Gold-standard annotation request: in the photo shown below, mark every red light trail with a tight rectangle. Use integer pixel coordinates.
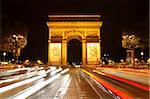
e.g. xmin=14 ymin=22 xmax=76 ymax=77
xmin=83 ymin=69 xmax=134 ymax=99
xmin=94 ymin=70 xmax=150 ymax=91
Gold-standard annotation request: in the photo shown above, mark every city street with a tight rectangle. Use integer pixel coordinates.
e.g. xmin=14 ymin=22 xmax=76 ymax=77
xmin=0 ymin=66 xmax=149 ymax=99
xmin=1 ymin=1 xmax=149 ymax=99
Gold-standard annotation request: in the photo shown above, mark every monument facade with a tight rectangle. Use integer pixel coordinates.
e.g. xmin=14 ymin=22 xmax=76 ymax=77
xmin=47 ymin=15 xmax=102 ymax=65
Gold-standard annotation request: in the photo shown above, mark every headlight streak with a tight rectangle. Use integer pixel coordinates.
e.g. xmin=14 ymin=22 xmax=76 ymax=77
xmin=0 ymin=69 xmax=46 ymax=84
xmin=0 ymin=67 xmax=59 ymax=94
xmin=50 ymin=67 xmax=57 ymax=71
xmin=50 ymin=68 xmax=62 ymax=76
xmin=0 ymin=73 xmax=47 ymax=93
xmin=53 ymin=74 xmax=71 ymax=99
xmin=60 ymin=68 xmax=69 ymax=74
xmin=0 ymin=68 xmax=31 ymax=77
xmin=11 ymin=68 xmax=69 ymax=99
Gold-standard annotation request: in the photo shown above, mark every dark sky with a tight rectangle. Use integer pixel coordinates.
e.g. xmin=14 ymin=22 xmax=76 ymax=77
xmin=1 ymin=0 xmax=149 ymax=62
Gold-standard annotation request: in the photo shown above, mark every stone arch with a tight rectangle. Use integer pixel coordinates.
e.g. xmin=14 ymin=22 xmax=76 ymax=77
xmin=67 ymin=39 xmax=82 ymax=65
xmin=67 ymin=36 xmax=82 ymax=42
xmin=65 ymin=30 xmax=85 ymax=41
xmin=65 ymin=31 xmax=87 ymax=65
xmin=47 ymin=15 xmax=102 ymax=66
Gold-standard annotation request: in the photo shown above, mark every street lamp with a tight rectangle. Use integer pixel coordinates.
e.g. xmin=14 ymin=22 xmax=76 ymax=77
xmin=3 ymin=52 xmax=6 ymax=62
xmin=141 ymin=52 xmax=144 ymax=56
xmin=13 ymin=34 xmax=24 ymax=40
xmin=141 ymin=51 xmax=144 ymax=62
xmin=120 ymin=59 xmax=124 ymax=62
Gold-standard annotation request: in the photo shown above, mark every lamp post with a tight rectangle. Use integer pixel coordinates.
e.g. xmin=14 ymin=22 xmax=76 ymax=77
xmin=141 ymin=51 xmax=144 ymax=62
xmin=12 ymin=34 xmax=24 ymax=63
xmin=3 ymin=52 xmax=6 ymax=62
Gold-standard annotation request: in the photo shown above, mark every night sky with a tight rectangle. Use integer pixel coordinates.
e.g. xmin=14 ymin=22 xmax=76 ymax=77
xmin=1 ymin=0 xmax=149 ymax=62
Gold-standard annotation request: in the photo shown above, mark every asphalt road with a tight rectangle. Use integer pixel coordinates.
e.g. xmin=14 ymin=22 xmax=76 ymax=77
xmin=0 ymin=67 xmax=149 ymax=99
xmin=29 ymin=68 xmax=112 ymax=99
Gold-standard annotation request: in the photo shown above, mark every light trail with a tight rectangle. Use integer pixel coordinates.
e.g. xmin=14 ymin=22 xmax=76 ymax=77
xmin=82 ymin=69 xmax=133 ymax=99
xmin=50 ymin=68 xmax=62 ymax=75
xmin=12 ymin=68 xmax=69 ymax=99
xmin=93 ymin=70 xmax=150 ymax=91
xmin=53 ymin=74 xmax=71 ymax=99
xmin=0 ymin=73 xmax=46 ymax=93
xmin=0 ymin=67 xmax=59 ymax=93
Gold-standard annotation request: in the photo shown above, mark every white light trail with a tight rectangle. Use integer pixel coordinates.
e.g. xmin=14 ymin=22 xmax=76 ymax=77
xmin=53 ymin=73 xmax=71 ymax=99
xmin=12 ymin=68 xmax=69 ymax=99
xmin=0 ymin=73 xmax=47 ymax=93
xmin=0 ymin=67 xmax=59 ymax=88
xmin=50 ymin=68 xmax=62 ymax=75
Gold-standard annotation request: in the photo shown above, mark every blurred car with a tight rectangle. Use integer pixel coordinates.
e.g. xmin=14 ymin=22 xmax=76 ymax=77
xmin=71 ymin=61 xmax=81 ymax=68
xmin=74 ymin=65 xmax=81 ymax=68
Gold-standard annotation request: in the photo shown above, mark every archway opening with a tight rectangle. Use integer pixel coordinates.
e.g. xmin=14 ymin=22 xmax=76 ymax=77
xmin=67 ymin=39 xmax=82 ymax=65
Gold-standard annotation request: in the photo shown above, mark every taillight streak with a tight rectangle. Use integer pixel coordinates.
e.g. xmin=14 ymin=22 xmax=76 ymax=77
xmin=94 ymin=70 xmax=149 ymax=91
xmin=83 ymin=69 xmax=133 ymax=99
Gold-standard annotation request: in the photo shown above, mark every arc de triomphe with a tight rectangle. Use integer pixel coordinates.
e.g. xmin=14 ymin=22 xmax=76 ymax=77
xmin=47 ymin=15 xmax=102 ymax=66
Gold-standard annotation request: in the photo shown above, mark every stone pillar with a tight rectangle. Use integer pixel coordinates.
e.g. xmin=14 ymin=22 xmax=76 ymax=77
xmin=48 ymin=40 xmax=51 ymax=64
xmin=82 ymin=39 xmax=87 ymax=65
xmin=62 ymin=39 xmax=67 ymax=65
xmin=99 ymin=39 xmax=101 ymax=64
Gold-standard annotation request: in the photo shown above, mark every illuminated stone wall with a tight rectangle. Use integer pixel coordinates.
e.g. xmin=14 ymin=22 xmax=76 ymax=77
xmin=87 ymin=43 xmax=100 ymax=64
xmin=49 ymin=43 xmax=61 ymax=65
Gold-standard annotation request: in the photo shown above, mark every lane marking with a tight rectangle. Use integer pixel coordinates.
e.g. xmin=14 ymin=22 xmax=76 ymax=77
xmin=93 ymin=70 xmax=150 ymax=91
xmin=82 ymin=69 xmax=133 ymax=99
